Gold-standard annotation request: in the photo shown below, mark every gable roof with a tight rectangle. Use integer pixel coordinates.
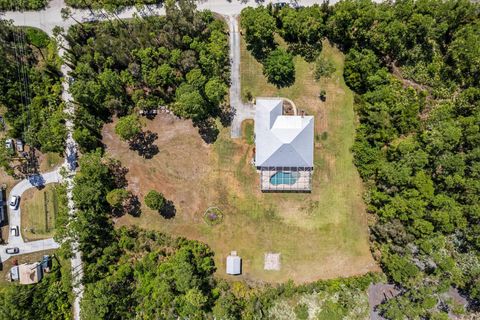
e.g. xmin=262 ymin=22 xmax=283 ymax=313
xmin=255 ymin=98 xmax=314 ymax=168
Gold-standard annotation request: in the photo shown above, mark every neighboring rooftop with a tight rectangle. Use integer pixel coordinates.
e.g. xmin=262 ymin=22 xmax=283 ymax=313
xmin=18 ymin=262 xmax=43 ymax=285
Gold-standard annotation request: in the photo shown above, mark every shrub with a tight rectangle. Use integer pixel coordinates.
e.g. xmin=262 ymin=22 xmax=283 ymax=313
xmin=314 ymin=56 xmax=336 ymax=80
xmin=144 ymin=190 xmax=165 ymax=211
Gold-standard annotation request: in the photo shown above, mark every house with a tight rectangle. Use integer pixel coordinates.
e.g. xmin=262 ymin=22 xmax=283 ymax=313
xmin=226 ymin=251 xmax=242 ymax=275
xmin=18 ymin=262 xmax=43 ymax=285
xmin=254 ymin=98 xmax=314 ymax=191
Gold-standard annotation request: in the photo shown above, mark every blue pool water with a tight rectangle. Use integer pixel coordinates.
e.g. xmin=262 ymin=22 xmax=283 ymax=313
xmin=270 ymin=172 xmax=299 ymax=185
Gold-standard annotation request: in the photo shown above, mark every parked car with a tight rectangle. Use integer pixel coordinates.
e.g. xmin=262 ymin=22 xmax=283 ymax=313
xmin=5 ymin=247 xmax=19 ymax=254
xmin=9 ymin=195 xmax=19 ymax=209
xmin=15 ymin=139 xmax=24 ymax=152
xmin=5 ymin=138 xmax=14 ymax=150
xmin=10 ymin=225 xmax=19 ymax=236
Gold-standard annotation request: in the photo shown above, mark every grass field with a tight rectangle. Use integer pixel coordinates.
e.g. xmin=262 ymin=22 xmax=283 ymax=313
xmin=21 ymin=183 xmax=59 ymax=241
xmin=38 ymin=152 xmax=63 ymax=172
xmin=103 ymin=40 xmax=377 ymax=283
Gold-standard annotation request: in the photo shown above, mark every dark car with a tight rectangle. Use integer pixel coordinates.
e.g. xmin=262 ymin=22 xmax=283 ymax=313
xmin=5 ymin=247 xmax=19 ymax=254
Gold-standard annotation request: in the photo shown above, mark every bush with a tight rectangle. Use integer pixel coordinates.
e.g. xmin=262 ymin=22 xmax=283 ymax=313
xmin=144 ymin=190 xmax=165 ymax=211
xmin=314 ymin=56 xmax=336 ymax=80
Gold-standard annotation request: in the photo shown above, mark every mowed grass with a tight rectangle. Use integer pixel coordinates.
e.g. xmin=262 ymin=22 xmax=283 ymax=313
xmin=21 ymin=183 xmax=59 ymax=241
xmin=104 ymin=40 xmax=378 ymax=283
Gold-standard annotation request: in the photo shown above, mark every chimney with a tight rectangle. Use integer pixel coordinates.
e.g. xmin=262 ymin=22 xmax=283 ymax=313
xmin=301 ymin=110 xmax=305 ymax=118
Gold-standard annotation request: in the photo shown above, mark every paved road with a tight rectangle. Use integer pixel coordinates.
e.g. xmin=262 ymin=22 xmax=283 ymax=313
xmin=0 ymin=170 xmax=61 ymax=263
xmin=57 ymin=40 xmax=83 ymax=320
xmin=227 ymin=14 xmax=256 ymax=138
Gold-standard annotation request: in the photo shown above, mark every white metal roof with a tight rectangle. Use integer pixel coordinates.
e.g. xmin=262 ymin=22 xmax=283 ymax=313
xmin=226 ymin=255 xmax=241 ymax=275
xmin=254 ymin=98 xmax=314 ymax=168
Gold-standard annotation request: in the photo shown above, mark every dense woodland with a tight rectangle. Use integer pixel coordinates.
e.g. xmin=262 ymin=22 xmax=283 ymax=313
xmin=0 ymin=21 xmax=65 ymax=175
xmin=65 ymin=0 xmax=229 ymax=150
xmin=243 ymin=0 xmax=480 ymax=318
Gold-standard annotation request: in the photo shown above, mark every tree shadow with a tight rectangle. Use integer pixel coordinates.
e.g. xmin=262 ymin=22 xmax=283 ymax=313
xmin=107 ymin=159 xmax=129 ymax=189
xmin=126 ymin=195 xmax=141 ymax=217
xmin=128 ymin=130 xmax=159 ymax=159
xmin=218 ymin=106 xmax=234 ymax=127
xmin=160 ymin=200 xmax=176 ymax=219
xmin=194 ymin=118 xmax=219 ymax=144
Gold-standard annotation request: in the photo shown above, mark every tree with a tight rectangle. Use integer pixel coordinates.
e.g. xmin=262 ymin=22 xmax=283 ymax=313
xmin=186 ymin=68 xmax=207 ymax=89
xmin=240 ymin=7 xmax=277 ymax=59
xmin=173 ymin=90 xmax=208 ymax=121
xmin=115 ymin=114 xmax=142 ymax=141
xmin=106 ymin=188 xmax=130 ymax=210
xmin=344 ymin=48 xmax=382 ymax=94
xmin=73 ymin=127 xmax=100 ymax=153
xmin=278 ymin=5 xmax=325 ymax=61
xmin=204 ymin=77 xmax=227 ymax=105
xmin=144 ymin=190 xmax=165 ymax=211
xmin=263 ymin=48 xmax=295 ymax=88
xmin=447 ymin=23 xmax=480 ymax=87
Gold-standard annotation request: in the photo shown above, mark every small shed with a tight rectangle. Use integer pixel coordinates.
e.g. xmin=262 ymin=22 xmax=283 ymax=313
xmin=226 ymin=251 xmax=242 ymax=275
xmin=10 ymin=266 xmax=19 ymax=281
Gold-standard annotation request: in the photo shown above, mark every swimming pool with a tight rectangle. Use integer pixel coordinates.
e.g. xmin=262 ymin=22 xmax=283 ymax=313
xmin=270 ymin=171 xmax=299 ymax=185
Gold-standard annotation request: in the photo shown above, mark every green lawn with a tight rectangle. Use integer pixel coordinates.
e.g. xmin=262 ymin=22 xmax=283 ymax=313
xmin=21 ymin=183 xmax=59 ymax=241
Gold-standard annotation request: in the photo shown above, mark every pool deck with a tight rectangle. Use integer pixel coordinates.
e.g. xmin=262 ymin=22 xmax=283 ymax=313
xmin=259 ymin=170 xmax=312 ymax=192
